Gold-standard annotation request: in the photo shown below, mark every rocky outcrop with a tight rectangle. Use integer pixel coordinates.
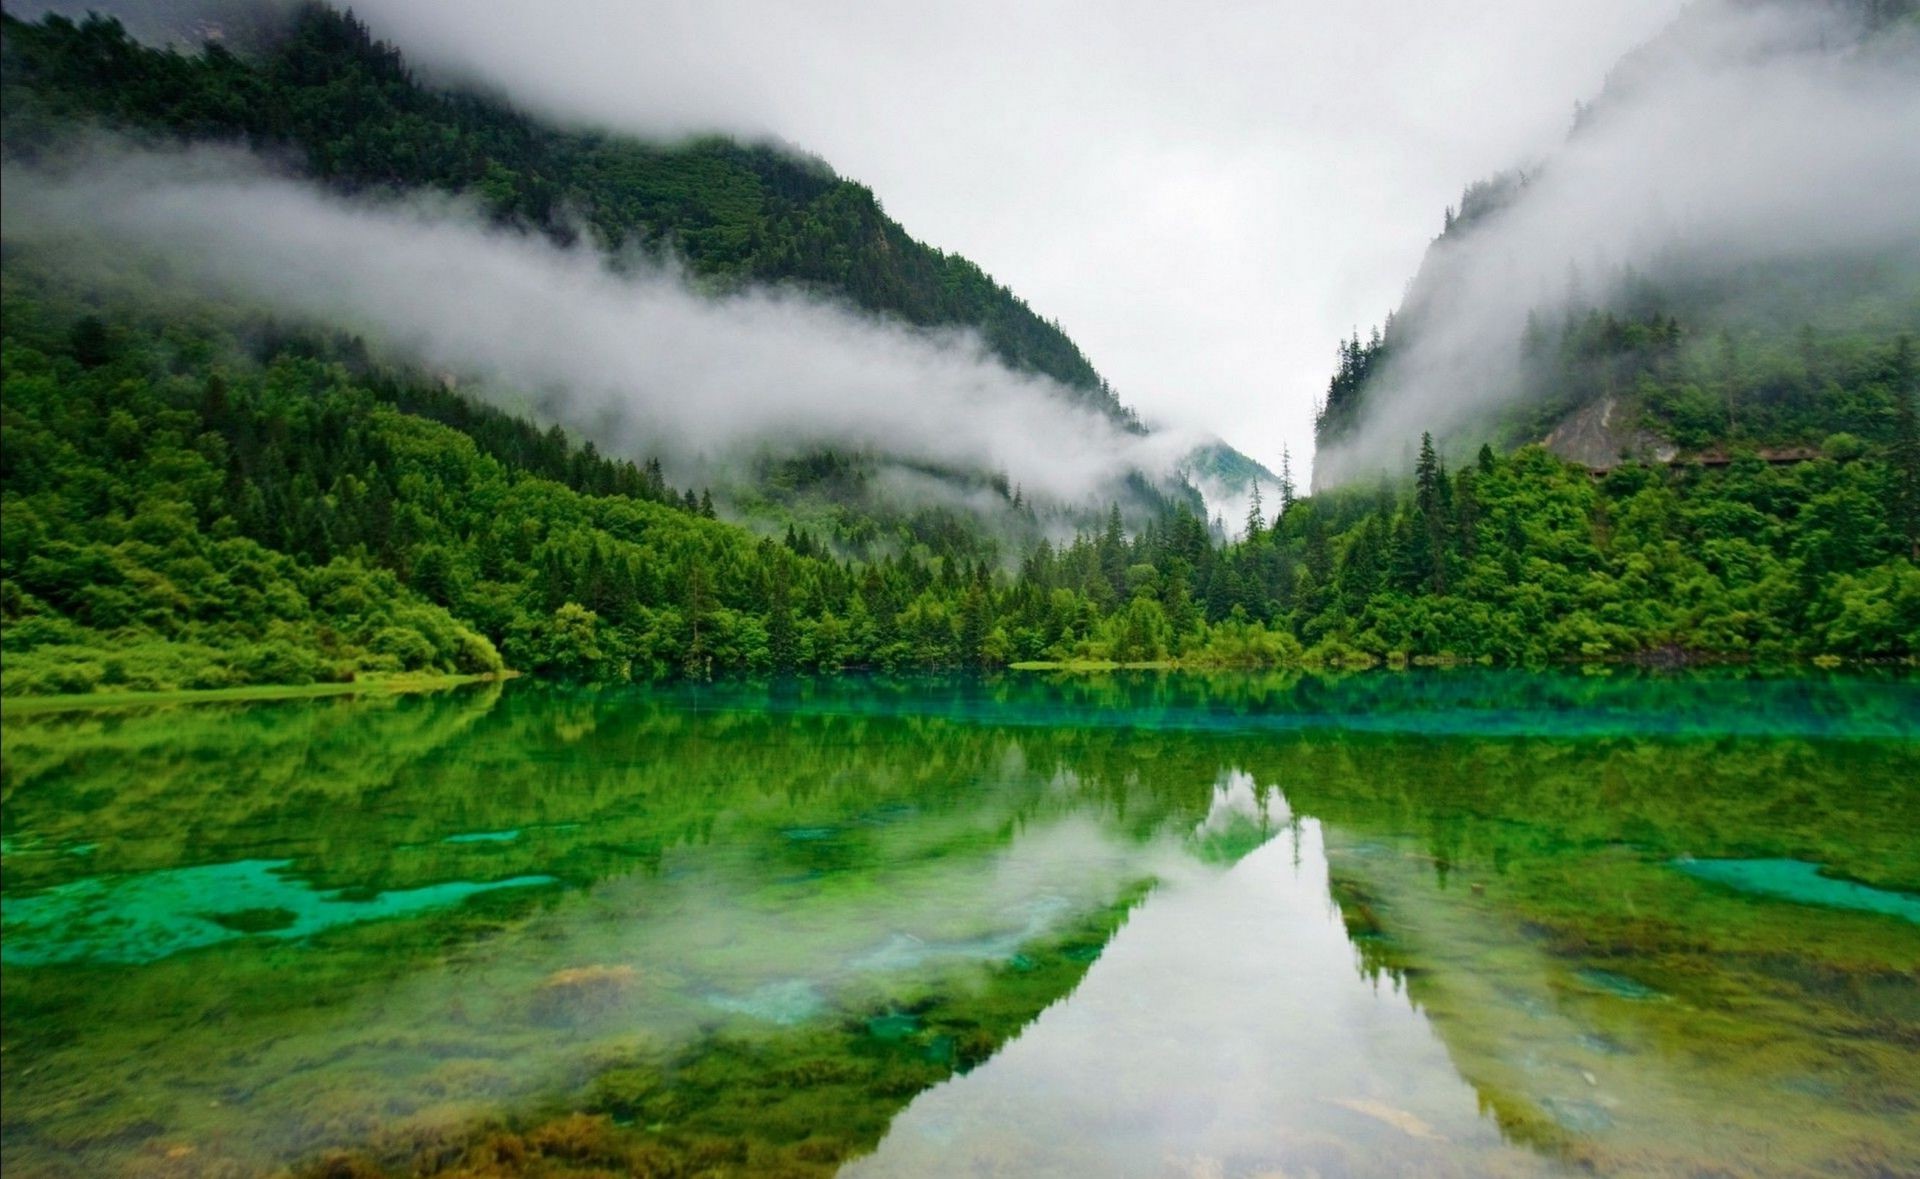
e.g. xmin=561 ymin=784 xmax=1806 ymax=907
xmin=1544 ymin=397 xmax=1677 ymax=471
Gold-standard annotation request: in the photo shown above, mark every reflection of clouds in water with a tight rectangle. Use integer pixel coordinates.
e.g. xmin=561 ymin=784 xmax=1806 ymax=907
xmin=846 ymin=820 xmax=1547 ymax=1178
xmin=5 ymin=802 xmax=1193 ymax=1175
xmin=1191 ymin=768 xmax=1289 ymax=841
xmin=252 ymin=812 xmax=1183 ymax=1113
xmin=700 ymin=820 xmax=1183 ymax=1023
xmin=847 ymin=895 xmax=1076 ymax=973
xmin=710 ymin=895 xmax=1080 ymax=1022
xmin=705 ymin=978 xmax=827 ymax=1025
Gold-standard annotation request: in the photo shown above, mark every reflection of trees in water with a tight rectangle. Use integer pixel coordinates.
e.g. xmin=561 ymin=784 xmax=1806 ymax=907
xmin=1301 ymin=742 xmax=1920 ymax=1176
xmin=4 ymin=682 xmax=1216 ymax=1178
xmin=7 ymin=679 xmax=1247 ymax=895
xmin=1 ymin=683 xmax=505 ymax=887
xmin=4 ymin=673 xmax=1913 ymax=1177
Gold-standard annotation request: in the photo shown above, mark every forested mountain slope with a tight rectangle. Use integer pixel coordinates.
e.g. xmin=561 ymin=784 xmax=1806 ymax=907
xmin=8 ymin=228 xmax=1915 ymax=698
xmin=0 ymin=253 xmax=1293 ymax=695
xmin=1314 ymin=0 xmax=1920 ymax=486
xmin=0 ymin=5 xmax=1128 ymax=419
xmin=2 ymin=3 xmax=1916 ymax=698
xmin=3 ymin=4 xmax=1285 ymax=542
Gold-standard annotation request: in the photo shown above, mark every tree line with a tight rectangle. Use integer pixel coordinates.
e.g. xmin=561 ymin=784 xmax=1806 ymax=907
xmin=5 ymin=267 xmax=1916 ymax=696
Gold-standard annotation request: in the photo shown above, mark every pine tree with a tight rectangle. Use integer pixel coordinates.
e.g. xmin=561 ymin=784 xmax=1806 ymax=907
xmin=1454 ymin=468 xmax=1481 ymax=558
xmin=767 ymin=557 xmax=798 ymax=671
xmin=1244 ymin=481 xmax=1265 ymax=543
xmin=1100 ymin=504 xmax=1127 ymax=598
xmin=1412 ymin=433 xmax=1450 ymax=593
xmin=1718 ymin=330 xmax=1741 ymax=438
xmin=1415 ymin=433 xmax=1442 ymax=518
xmin=958 ymin=584 xmax=991 ymax=666
xmin=684 ymin=557 xmax=713 ymax=675
xmin=1892 ymin=334 xmax=1920 ymax=560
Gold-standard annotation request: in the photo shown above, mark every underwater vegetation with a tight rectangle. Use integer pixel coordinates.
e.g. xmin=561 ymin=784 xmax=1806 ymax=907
xmin=0 ymin=671 xmax=1915 ymax=1176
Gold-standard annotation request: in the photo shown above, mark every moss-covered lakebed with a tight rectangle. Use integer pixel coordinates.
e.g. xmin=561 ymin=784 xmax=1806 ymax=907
xmin=1 ymin=670 xmax=1915 ymax=1177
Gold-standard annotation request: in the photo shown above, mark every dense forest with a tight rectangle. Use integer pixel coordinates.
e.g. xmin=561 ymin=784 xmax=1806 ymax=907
xmin=1320 ymin=303 xmax=1920 ymax=462
xmin=0 ymin=6 xmax=1135 ymax=423
xmin=2 ymin=6 xmax=1918 ymax=698
xmin=5 ymin=249 xmax=1916 ymax=697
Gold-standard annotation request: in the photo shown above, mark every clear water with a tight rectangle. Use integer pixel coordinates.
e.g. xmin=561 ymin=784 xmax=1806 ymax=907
xmin=1 ymin=671 xmax=1916 ymax=1178
xmin=1674 ymin=857 xmax=1920 ymax=923
xmin=0 ymin=857 xmax=557 ymax=965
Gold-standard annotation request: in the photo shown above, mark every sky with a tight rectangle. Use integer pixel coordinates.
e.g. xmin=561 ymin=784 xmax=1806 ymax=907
xmin=1312 ymin=0 xmax=1920 ymax=484
xmin=336 ymin=0 xmax=1690 ymax=478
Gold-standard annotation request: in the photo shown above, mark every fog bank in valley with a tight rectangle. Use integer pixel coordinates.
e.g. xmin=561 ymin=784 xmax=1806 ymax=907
xmin=2 ymin=146 xmax=1207 ymax=518
xmin=14 ymin=0 xmax=1689 ymax=484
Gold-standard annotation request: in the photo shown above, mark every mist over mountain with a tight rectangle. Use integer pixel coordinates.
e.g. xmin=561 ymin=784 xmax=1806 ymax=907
xmin=4 ymin=145 xmax=1201 ymax=512
xmin=1314 ymin=0 xmax=1920 ymax=486
xmin=1 ymin=4 xmax=1252 ymax=531
xmin=2 ymin=0 xmax=1914 ymax=699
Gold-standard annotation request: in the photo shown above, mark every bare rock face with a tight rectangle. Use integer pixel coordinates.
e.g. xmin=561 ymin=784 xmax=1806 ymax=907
xmin=529 ymin=965 xmax=640 ymax=1026
xmin=1544 ymin=397 xmax=1677 ymax=471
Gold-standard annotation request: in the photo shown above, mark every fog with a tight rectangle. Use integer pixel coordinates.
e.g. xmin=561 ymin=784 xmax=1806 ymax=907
xmin=1316 ymin=0 xmax=1920 ymax=484
xmin=21 ymin=0 xmax=1686 ymax=484
xmin=2 ymin=146 xmax=1208 ymax=516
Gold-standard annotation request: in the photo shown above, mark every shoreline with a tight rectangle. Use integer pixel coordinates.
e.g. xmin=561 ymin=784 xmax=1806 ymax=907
xmin=1007 ymin=655 xmax=1916 ymax=674
xmin=6 ymin=656 xmax=1911 ymax=713
xmin=0 ymin=672 xmax=515 ymax=716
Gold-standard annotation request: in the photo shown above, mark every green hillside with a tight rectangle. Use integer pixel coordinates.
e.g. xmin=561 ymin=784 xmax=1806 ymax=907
xmin=3 ymin=3 xmax=1917 ymax=698
xmin=1316 ymin=0 xmax=1920 ymax=473
xmin=0 ymin=5 xmax=1141 ymax=422
xmin=8 ymin=240 xmax=1914 ymax=699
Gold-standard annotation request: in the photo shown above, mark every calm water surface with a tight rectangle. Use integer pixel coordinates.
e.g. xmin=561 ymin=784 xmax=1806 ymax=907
xmin=2 ymin=672 xmax=1917 ymax=1178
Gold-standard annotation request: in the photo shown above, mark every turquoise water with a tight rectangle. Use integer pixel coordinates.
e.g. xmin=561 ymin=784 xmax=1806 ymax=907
xmin=1676 ymin=856 xmax=1920 ymax=922
xmin=1 ymin=670 xmax=1916 ymax=1178
xmin=0 ymin=857 xmax=557 ymax=966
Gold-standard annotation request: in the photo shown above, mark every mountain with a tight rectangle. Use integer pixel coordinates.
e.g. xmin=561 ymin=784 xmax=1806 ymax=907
xmin=1 ymin=4 xmax=1272 ymax=536
xmin=1313 ymin=0 xmax=1920 ymax=488
xmin=2 ymin=5 xmax=1123 ymax=414
xmin=0 ymin=6 xmax=1277 ymax=694
xmin=3 ymin=1 xmax=1914 ymax=699
xmin=1179 ymin=442 xmax=1285 ymax=533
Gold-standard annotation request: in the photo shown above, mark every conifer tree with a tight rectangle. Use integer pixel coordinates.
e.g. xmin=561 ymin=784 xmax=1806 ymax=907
xmin=1893 ymin=335 xmax=1920 ymax=559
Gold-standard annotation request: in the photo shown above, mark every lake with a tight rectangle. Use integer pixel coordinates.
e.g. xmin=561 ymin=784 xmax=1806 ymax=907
xmin=2 ymin=671 xmax=1917 ymax=1178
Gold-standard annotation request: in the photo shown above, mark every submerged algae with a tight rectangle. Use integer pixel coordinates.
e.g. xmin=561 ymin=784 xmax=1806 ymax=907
xmin=0 ymin=858 xmax=556 ymax=966
xmin=0 ymin=672 xmax=1915 ymax=1178
xmin=1676 ymin=857 xmax=1920 ymax=922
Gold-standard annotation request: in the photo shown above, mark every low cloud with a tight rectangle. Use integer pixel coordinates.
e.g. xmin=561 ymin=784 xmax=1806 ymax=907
xmin=1318 ymin=0 xmax=1920 ymax=484
xmin=2 ymin=145 xmax=1207 ymax=513
xmin=15 ymin=0 xmax=1688 ymax=487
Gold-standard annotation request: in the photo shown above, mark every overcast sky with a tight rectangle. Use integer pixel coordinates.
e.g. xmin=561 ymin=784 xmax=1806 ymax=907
xmin=335 ymin=1 xmax=1688 ymax=475
xmin=25 ymin=1 xmax=1621 ymax=479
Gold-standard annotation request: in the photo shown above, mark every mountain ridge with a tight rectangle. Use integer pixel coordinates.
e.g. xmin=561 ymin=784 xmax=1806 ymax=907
xmin=1312 ymin=0 xmax=1920 ymax=487
xmin=1 ymin=5 xmax=1142 ymax=424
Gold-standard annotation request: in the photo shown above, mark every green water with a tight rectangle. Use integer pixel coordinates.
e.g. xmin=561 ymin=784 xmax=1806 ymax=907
xmin=1673 ymin=857 xmax=1920 ymax=923
xmin=0 ymin=671 xmax=1915 ymax=1178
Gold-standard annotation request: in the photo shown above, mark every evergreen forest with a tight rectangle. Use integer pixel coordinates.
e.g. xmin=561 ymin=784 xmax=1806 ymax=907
xmin=3 ymin=7 xmax=1918 ymax=698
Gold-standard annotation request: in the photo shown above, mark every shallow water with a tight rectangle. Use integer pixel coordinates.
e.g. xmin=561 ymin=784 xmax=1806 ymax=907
xmin=1 ymin=671 xmax=1916 ymax=1178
